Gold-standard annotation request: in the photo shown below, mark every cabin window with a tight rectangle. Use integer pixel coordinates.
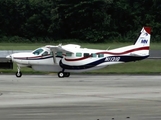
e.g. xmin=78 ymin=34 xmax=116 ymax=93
xmin=33 ymin=48 xmax=44 ymax=55
xmin=98 ymin=53 xmax=104 ymax=58
xmin=83 ymin=53 xmax=90 ymax=57
xmin=76 ymin=52 xmax=82 ymax=57
xmin=50 ymin=51 xmax=53 ymax=55
xmin=66 ymin=52 xmax=72 ymax=57
xmin=91 ymin=53 xmax=97 ymax=58
xmin=56 ymin=52 xmax=62 ymax=56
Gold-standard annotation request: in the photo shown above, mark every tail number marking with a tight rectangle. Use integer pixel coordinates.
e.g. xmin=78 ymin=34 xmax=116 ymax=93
xmin=105 ymin=57 xmax=120 ymax=62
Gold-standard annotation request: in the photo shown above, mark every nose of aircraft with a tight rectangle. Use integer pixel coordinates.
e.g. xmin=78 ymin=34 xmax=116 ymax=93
xmin=6 ymin=55 xmax=12 ymax=60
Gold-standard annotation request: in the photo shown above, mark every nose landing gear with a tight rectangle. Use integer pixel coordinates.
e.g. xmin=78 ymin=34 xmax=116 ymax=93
xmin=16 ymin=66 xmax=22 ymax=77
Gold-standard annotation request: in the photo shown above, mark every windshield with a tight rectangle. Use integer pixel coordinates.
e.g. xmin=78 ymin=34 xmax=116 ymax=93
xmin=32 ymin=48 xmax=44 ymax=55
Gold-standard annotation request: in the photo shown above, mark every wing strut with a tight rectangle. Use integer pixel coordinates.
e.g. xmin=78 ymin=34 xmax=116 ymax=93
xmin=52 ymin=51 xmax=57 ymax=64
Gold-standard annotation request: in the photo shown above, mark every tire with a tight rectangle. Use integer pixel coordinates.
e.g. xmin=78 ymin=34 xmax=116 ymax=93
xmin=58 ymin=71 xmax=64 ymax=78
xmin=64 ymin=72 xmax=70 ymax=77
xmin=15 ymin=71 xmax=22 ymax=78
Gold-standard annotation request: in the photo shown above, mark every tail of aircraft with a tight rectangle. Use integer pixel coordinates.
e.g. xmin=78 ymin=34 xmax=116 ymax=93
xmin=134 ymin=27 xmax=151 ymax=47
xmin=132 ymin=27 xmax=151 ymax=56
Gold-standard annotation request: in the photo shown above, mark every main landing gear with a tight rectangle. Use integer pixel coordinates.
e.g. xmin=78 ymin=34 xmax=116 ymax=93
xmin=15 ymin=66 xmax=22 ymax=77
xmin=58 ymin=71 xmax=70 ymax=78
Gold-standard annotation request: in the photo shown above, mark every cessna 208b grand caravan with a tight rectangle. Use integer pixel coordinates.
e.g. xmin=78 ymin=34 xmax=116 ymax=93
xmin=6 ymin=27 xmax=151 ymax=78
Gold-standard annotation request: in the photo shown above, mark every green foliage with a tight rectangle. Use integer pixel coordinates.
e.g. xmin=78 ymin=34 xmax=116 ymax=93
xmin=0 ymin=0 xmax=161 ymax=42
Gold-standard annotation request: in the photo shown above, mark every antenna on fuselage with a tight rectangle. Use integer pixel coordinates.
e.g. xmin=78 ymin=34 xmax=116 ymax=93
xmin=106 ymin=46 xmax=110 ymax=50
xmin=58 ymin=43 xmax=62 ymax=47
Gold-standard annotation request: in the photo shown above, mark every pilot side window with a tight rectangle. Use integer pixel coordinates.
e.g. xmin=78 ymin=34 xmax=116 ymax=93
xmin=76 ymin=52 xmax=82 ymax=57
xmin=42 ymin=51 xmax=48 ymax=56
xmin=33 ymin=48 xmax=44 ymax=55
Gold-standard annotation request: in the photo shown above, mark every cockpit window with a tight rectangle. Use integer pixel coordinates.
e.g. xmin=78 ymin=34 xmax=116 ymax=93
xmin=42 ymin=51 xmax=49 ymax=56
xmin=33 ymin=48 xmax=44 ymax=55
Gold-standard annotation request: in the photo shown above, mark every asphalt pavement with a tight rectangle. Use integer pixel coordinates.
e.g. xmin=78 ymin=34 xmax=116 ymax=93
xmin=0 ymin=75 xmax=161 ymax=120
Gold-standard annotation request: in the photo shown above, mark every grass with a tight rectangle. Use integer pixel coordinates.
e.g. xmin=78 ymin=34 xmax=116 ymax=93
xmin=0 ymin=42 xmax=161 ymax=74
xmin=0 ymin=42 xmax=161 ymax=50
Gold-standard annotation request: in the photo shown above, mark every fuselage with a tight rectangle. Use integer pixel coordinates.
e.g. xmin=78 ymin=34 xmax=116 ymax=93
xmin=8 ymin=44 xmax=149 ymax=73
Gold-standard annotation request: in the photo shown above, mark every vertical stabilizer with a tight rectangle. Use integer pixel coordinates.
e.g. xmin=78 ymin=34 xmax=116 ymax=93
xmin=134 ymin=27 xmax=151 ymax=47
xmin=133 ymin=27 xmax=151 ymax=56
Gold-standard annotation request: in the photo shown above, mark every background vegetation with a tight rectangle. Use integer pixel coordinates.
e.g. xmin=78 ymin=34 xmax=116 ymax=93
xmin=0 ymin=0 xmax=161 ymax=43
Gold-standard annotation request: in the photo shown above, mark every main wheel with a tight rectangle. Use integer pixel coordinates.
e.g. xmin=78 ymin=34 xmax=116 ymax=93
xmin=64 ymin=72 xmax=70 ymax=77
xmin=58 ymin=71 xmax=64 ymax=78
xmin=15 ymin=71 xmax=22 ymax=78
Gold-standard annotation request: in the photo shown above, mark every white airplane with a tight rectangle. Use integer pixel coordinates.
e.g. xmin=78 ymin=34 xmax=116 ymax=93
xmin=6 ymin=27 xmax=151 ymax=78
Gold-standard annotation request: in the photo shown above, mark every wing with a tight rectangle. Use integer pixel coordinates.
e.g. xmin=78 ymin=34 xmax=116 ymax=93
xmin=45 ymin=44 xmax=81 ymax=64
xmin=45 ymin=44 xmax=81 ymax=53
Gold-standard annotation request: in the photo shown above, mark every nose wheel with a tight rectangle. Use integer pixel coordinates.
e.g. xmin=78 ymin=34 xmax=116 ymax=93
xmin=16 ymin=71 xmax=22 ymax=77
xmin=16 ymin=66 xmax=22 ymax=77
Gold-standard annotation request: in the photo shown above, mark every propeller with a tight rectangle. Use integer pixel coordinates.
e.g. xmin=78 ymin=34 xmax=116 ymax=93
xmin=6 ymin=55 xmax=13 ymax=62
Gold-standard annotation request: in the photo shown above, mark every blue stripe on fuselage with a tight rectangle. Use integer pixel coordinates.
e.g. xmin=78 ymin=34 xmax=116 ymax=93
xmin=60 ymin=56 xmax=149 ymax=70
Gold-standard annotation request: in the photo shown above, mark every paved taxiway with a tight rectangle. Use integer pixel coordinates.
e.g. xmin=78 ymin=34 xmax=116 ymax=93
xmin=0 ymin=75 xmax=161 ymax=120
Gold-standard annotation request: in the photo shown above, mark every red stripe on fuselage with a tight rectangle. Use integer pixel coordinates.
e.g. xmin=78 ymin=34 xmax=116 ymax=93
xmin=65 ymin=46 xmax=149 ymax=61
xmin=13 ymin=54 xmax=51 ymax=60
xmin=97 ymin=46 xmax=149 ymax=55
